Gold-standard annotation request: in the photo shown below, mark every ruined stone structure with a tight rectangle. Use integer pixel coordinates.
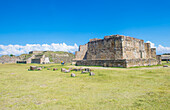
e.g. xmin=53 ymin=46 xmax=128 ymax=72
xmin=0 ymin=51 xmax=74 ymax=64
xmin=16 ymin=54 xmax=50 ymax=64
xmin=74 ymin=44 xmax=88 ymax=60
xmin=161 ymin=55 xmax=170 ymax=61
xmin=16 ymin=55 xmax=34 ymax=64
xmin=29 ymin=51 xmax=43 ymax=54
xmin=0 ymin=55 xmax=20 ymax=64
xmin=28 ymin=51 xmax=74 ymax=63
xmin=31 ymin=55 xmax=46 ymax=64
xmin=74 ymin=35 xmax=161 ymax=68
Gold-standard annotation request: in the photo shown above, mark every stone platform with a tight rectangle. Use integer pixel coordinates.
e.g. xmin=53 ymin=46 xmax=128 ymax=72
xmin=74 ymin=34 xmax=161 ymax=68
xmin=76 ymin=58 xmax=158 ymax=68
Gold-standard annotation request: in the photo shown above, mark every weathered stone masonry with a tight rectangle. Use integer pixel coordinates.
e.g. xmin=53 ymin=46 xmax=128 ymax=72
xmin=74 ymin=44 xmax=88 ymax=60
xmin=74 ymin=35 xmax=161 ymax=68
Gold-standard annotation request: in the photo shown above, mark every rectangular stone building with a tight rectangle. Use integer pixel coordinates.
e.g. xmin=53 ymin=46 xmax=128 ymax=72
xmin=161 ymin=55 xmax=170 ymax=61
xmin=74 ymin=35 xmax=161 ymax=67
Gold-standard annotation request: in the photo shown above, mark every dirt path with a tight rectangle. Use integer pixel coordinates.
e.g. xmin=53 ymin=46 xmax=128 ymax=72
xmin=68 ymin=65 xmax=170 ymax=70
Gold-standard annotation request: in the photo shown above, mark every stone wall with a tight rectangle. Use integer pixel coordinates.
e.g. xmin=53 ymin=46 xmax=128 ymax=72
xmin=86 ymin=35 xmax=123 ymax=60
xmin=156 ymin=55 xmax=162 ymax=64
xmin=75 ymin=34 xmax=159 ymax=68
xmin=31 ymin=59 xmax=41 ymax=64
xmin=161 ymin=55 xmax=170 ymax=61
xmin=76 ymin=58 xmax=159 ymax=68
xmin=16 ymin=61 xmax=27 ymax=64
xmin=31 ymin=55 xmax=44 ymax=64
xmin=0 ymin=56 xmax=20 ymax=64
xmin=89 ymin=38 xmax=102 ymax=42
xmin=26 ymin=55 xmax=34 ymax=63
xmin=151 ymin=48 xmax=156 ymax=58
xmin=29 ymin=51 xmax=43 ymax=54
xmin=76 ymin=60 xmax=126 ymax=67
xmin=75 ymin=35 xmax=157 ymax=61
xmin=144 ymin=43 xmax=151 ymax=58
xmin=74 ymin=44 xmax=88 ymax=60
xmin=0 ymin=51 xmax=75 ymax=64
xmin=126 ymin=58 xmax=158 ymax=67
xmin=122 ymin=36 xmax=146 ymax=59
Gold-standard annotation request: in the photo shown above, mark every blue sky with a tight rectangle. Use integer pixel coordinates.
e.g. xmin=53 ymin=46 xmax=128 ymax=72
xmin=0 ymin=0 xmax=170 ymax=55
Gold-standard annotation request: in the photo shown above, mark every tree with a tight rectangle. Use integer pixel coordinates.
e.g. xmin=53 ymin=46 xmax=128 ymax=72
xmin=10 ymin=54 xmax=14 ymax=57
xmin=163 ymin=53 xmax=170 ymax=55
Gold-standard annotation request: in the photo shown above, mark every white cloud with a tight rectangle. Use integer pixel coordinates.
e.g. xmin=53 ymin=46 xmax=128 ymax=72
xmin=146 ymin=41 xmax=156 ymax=48
xmin=0 ymin=43 xmax=79 ymax=56
xmin=146 ymin=41 xmax=170 ymax=54
xmin=157 ymin=45 xmax=170 ymax=54
xmin=0 ymin=41 xmax=169 ymax=56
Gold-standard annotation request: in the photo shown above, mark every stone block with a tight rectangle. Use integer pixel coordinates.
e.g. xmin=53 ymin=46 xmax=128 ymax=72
xmin=163 ymin=65 xmax=168 ymax=67
xmin=30 ymin=66 xmax=37 ymax=70
xmin=37 ymin=67 xmax=42 ymax=70
xmin=61 ymin=68 xmax=66 ymax=72
xmin=81 ymin=71 xmax=89 ymax=74
xmin=53 ymin=68 xmax=58 ymax=71
xmin=71 ymin=73 xmax=76 ymax=77
xmin=89 ymin=72 xmax=95 ymax=76
xmin=65 ymin=70 xmax=70 ymax=73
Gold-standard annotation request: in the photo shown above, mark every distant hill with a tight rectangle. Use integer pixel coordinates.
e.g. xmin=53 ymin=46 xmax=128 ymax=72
xmin=0 ymin=51 xmax=75 ymax=64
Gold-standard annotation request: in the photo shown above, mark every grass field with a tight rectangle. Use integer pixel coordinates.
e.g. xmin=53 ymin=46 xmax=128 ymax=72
xmin=0 ymin=63 xmax=170 ymax=110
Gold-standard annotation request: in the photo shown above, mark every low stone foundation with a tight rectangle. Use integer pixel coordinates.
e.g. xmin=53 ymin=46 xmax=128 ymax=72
xmin=76 ymin=58 xmax=159 ymax=68
xmin=126 ymin=58 xmax=158 ymax=67
xmin=76 ymin=60 xmax=126 ymax=67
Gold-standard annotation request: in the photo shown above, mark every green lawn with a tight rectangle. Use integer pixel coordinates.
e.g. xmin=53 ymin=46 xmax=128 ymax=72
xmin=0 ymin=63 xmax=170 ymax=110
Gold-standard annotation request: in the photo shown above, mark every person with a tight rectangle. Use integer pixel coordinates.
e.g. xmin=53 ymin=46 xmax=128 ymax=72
xmin=61 ymin=61 xmax=65 ymax=65
xmin=167 ymin=60 xmax=169 ymax=63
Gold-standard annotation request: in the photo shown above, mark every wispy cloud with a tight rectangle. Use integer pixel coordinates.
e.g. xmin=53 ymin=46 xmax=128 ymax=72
xmin=146 ymin=41 xmax=170 ymax=54
xmin=0 ymin=41 xmax=169 ymax=56
xmin=0 ymin=43 xmax=78 ymax=55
